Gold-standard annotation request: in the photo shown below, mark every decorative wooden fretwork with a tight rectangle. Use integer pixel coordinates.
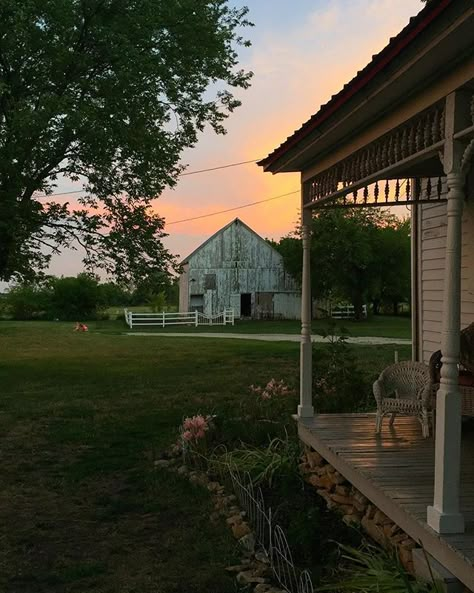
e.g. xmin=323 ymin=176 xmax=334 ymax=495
xmin=304 ymin=102 xmax=447 ymax=209
xmin=311 ymin=176 xmax=447 ymax=209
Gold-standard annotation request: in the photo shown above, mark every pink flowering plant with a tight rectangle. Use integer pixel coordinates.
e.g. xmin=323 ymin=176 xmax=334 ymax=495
xmin=248 ymin=378 xmax=295 ymax=421
xmin=250 ymin=378 xmax=292 ymax=400
xmin=179 ymin=414 xmax=215 ymax=464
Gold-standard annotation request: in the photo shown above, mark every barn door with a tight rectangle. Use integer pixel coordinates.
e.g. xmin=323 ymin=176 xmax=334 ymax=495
xmin=230 ymin=294 xmax=241 ymax=318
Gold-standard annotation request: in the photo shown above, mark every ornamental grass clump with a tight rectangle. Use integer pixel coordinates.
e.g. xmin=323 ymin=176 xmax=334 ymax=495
xmin=211 ymin=436 xmax=300 ymax=487
xmin=318 ymin=544 xmax=442 ymax=593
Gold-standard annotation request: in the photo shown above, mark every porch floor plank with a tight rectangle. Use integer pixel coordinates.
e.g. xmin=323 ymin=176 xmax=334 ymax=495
xmin=298 ymin=414 xmax=474 ymax=589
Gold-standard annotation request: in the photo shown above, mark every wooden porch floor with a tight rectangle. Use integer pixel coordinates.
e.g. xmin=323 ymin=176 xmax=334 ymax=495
xmin=297 ymin=414 xmax=474 ymax=589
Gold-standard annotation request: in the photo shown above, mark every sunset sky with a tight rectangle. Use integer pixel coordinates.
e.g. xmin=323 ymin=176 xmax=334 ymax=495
xmin=48 ymin=0 xmax=422 ymax=277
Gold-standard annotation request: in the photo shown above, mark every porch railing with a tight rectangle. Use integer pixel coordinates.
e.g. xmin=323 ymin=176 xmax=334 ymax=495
xmin=123 ymin=308 xmax=234 ymax=329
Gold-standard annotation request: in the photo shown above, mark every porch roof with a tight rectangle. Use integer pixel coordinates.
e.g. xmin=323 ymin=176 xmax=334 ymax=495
xmin=258 ymin=0 xmax=473 ymax=176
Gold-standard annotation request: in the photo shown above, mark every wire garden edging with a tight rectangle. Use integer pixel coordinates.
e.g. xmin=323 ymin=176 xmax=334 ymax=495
xmin=229 ymin=468 xmax=315 ymax=593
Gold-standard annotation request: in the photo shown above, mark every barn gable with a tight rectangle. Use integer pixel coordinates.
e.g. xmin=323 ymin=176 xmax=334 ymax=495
xmin=179 ymin=218 xmax=300 ymax=319
xmin=182 ymin=218 xmax=285 ymax=269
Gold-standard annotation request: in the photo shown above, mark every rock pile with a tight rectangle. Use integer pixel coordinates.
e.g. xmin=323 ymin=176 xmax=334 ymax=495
xmin=299 ymin=446 xmax=417 ymax=574
xmin=156 ymin=453 xmax=287 ymax=593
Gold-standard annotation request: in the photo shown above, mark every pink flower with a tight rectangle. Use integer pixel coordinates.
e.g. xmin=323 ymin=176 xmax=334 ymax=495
xmin=181 ymin=414 xmax=213 ymax=443
xmin=250 ymin=379 xmax=293 ymax=401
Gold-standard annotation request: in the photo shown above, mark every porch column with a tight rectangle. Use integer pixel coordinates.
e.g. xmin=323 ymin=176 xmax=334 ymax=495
xmin=427 ymin=91 xmax=470 ymax=534
xmin=427 ymin=170 xmax=464 ymax=534
xmin=298 ymin=206 xmax=314 ymax=418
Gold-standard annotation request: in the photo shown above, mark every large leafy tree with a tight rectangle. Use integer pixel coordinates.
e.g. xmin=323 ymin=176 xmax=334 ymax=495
xmin=274 ymin=209 xmax=411 ymax=319
xmin=310 ymin=209 xmax=381 ymax=319
xmin=0 ymin=0 xmax=252 ymax=282
xmin=370 ymin=217 xmax=411 ymax=315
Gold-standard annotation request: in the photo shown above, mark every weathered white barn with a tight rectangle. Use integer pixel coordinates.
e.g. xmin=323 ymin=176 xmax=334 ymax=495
xmin=178 ymin=218 xmax=300 ymax=319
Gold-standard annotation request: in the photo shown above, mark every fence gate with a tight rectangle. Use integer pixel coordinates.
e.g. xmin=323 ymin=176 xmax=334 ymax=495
xmin=124 ymin=308 xmax=234 ymax=329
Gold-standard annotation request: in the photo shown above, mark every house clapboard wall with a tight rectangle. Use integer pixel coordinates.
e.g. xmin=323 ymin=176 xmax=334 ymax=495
xmin=418 ymin=172 xmax=474 ymax=363
xmin=179 ymin=218 xmax=300 ymax=319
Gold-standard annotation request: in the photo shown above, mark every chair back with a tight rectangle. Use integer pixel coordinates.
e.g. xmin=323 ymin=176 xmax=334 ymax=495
xmin=460 ymin=322 xmax=474 ymax=374
xmin=380 ymin=361 xmax=431 ymax=401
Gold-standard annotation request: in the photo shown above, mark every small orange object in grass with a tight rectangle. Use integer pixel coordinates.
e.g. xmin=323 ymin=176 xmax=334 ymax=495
xmin=74 ymin=322 xmax=89 ymax=332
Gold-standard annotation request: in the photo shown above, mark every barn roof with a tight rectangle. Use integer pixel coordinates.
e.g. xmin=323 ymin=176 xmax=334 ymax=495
xmin=180 ymin=218 xmax=282 ymax=264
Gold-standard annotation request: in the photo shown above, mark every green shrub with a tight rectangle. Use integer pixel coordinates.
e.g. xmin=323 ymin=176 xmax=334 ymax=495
xmin=4 ymin=282 xmax=52 ymax=320
xmin=148 ymin=291 xmax=167 ymax=313
xmin=50 ymin=274 xmax=105 ymax=320
xmin=313 ymin=323 xmax=370 ymax=412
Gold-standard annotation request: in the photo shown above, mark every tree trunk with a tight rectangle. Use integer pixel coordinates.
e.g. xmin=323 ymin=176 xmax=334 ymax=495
xmin=352 ymin=292 xmax=365 ymax=321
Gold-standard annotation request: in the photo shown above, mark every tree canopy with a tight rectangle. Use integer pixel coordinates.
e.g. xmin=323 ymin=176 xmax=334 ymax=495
xmin=272 ymin=209 xmax=411 ymax=319
xmin=0 ymin=0 xmax=252 ymax=283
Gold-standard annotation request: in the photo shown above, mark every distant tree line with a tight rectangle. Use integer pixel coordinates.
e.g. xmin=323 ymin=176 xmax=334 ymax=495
xmin=270 ymin=209 xmax=411 ymax=319
xmin=1 ymin=272 xmax=179 ymax=321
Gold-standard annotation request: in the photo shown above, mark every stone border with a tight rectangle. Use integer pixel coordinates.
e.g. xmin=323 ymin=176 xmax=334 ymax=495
xmin=299 ymin=445 xmax=420 ymax=574
xmin=157 ymin=456 xmax=287 ymax=593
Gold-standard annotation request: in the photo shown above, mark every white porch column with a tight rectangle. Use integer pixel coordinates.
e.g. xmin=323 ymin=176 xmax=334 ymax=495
xmin=427 ymin=171 xmax=465 ymax=534
xmin=427 ymin=92 xmax=468 ymax=534
xmin=298 ymin=205 xmax=314 ymax=418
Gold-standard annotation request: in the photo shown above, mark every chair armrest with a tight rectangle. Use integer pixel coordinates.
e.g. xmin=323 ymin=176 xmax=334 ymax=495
xmin=420 ymin=382 xmax=434 ymax=408
xmin=373 ymin=379 xmax=385 ymax=405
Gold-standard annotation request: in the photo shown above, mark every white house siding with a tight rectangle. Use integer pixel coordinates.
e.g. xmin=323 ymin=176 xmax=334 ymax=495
xmin=179 ymin=219 xmax=301 ymax=319
xmin=419 ymin=175 xmax=474 ymax=364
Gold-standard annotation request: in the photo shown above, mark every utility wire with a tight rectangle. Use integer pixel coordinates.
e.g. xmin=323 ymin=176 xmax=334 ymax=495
xmin=34 ymin=157 xmax=263 ymax=198
xmin=179 ymin=158 xmax=261 ymax=176
xmin=167 ymin=190 xmax=300 ymax=225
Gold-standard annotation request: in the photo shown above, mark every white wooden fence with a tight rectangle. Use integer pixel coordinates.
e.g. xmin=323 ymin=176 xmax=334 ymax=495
xmin=124 ymin=308 xmax=234 ymax=329
xmin=331 ymin=304 xmax=367 ymax=319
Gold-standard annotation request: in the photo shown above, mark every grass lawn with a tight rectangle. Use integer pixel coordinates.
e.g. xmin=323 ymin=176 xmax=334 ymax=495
xmin=0 ymin=321 xmax=411 ymax=593
xmin=115 ymin=314 xmax=411 ymax=339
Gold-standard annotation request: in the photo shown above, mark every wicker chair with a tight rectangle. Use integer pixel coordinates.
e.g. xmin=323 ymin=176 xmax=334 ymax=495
xmin=373 ymin=361 xmax=433 ymax=438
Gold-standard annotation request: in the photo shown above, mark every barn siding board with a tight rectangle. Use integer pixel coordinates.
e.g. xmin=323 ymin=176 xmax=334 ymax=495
xmin=179 ymin=219 xmax=301 ymax=319
xmin=419 ymin=176 xmax=474 ymax=363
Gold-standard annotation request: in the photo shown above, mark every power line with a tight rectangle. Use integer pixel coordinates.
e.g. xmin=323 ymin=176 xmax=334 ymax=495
xmin=34 ymin=157 xmax=263 ymax=198
xmin=166 ymin=179 xmax=410 ymax=225
xmin=167 ymin=189 xmax=299 ymax=225
xmin=36 ymin=188 xmax=86 ymax=197
xmin=179 ymin=158 xmax=261 ymax=176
